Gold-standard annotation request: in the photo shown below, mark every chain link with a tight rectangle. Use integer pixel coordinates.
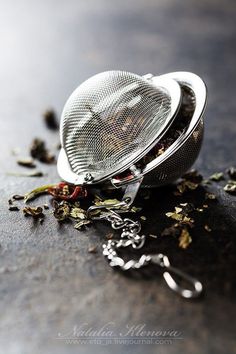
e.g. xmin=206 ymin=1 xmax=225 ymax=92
xmin=100 ymin=209 xmax=203 ymax=298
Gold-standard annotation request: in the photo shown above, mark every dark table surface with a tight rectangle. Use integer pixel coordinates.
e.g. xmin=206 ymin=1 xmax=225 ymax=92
xmin=0 ymin=0 xmax=236 ymax=353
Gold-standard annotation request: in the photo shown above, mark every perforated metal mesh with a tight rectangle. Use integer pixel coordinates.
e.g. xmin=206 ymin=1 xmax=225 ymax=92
xmin=61 ymin=71 xmax=174 ymax=182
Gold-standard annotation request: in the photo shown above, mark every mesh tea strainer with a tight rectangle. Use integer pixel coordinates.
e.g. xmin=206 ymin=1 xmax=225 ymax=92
xmin=57 ymin=70 xmax=207 ymax=298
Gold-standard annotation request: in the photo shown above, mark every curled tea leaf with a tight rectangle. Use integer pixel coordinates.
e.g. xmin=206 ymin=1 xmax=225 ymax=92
xmin=210 ymin=172 xmax=224 ymax=181
xmin=23 ymin=206 xmax=44 ymax=218
xmin=74 ymin=219 xmax=91 ymax=230
xmin=53 ymin=201 xmax=71 ymax=221
xmin=30 ymin=138 xmax=55 ymax=164
xmin=70 ymin=207 xmax=86 ymax=219
xmin=224 ymin=180 xmax=236 ymax=194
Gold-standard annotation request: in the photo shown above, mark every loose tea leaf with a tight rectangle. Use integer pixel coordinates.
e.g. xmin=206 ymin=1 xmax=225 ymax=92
xmin=210 ymin=172 xmax=224 ymax=181
xmin=205 ymin=192 xmax=217 ymax=200
xmin=30 ymin=138 xmax=55 ymax=164
xmin=43 ymin=109 xmax=58 ymax=130
xmin=7 ymin=171 xmax=44 ymax=177
xmin=23 ymin=206 xmax=44 ymax=218
xmin=74 ymin=219 xmax=91 ymax=230
xmin=17 ymin=158 xmax=36 ymax=168
xmin=12 ymin=195 xmax=24 ymax=201
xmin=179 ymin=228 xmax=192 ymax=249
xmin=70 ymin=207 xmax=86 ymax=219
xmin=9 ymin=206 xmax=19 ymax=211
xmin=224 ymin=180 xmax=236 ymax=194
xmin=53 ymin=201 xmax=71 ymax=221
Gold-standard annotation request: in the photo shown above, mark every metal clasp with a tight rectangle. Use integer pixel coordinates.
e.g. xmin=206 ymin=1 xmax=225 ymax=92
xmin=150 ymin=254 xmax=203 ymax=299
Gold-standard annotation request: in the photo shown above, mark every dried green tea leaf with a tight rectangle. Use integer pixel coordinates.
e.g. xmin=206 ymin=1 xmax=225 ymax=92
xmin=166 ymin=212 xmax=183 ymax=221
xmin=179 ymin=228 xmax=192 ymax=249
xmin=9 ymin=206 xmax=19 ymax=211
xmin=53 ymin=201 xmax=70 ymax=221
xmin=12 ymin=195 xmax=24 ymax=201
xmin=224 ymin=180 xmax=236 ymax=194
xmin=74 ymin=219 xmax=91 ymax=230
xmin=30 ymin=138 xmax=55 ymax=164
xmin=185 ymin=181 xmax=199 ymax=190
xmin=43 ymin=109 xmax=58 ymax=130
xmin=70 ymin=207 xmax=86 ymax=219
xmin=175 ymin=207 xmax=182 ymax=214
xmin=94 ymin=198 xmax=121 ymax=207
xmin=210 ymin=172 xmax=224 ymax=181
xmin=17 ymin=158 xmax=36 ymax=168
xmin=205 ymin=192 xmax=216 ymax=200
xmin=140 ymin=215 xmax=147 ymax=221
xmin=7 ymin=171 xmax=44 ymax=177
xmin=131 ymin=206 xmax=142 ymax=213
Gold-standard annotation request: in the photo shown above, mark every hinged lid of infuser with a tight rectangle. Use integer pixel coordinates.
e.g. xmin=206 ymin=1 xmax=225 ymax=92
xmin=58 ymin=70 xmax=181 ymax=185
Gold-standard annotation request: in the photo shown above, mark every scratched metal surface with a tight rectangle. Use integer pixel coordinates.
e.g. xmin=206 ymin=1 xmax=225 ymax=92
xmin=0 ymin=1 xmax=236 ymax=353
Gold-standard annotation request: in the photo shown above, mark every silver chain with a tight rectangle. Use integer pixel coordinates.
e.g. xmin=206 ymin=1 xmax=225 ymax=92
xmin=91 ymin=209 xmax=203 ymax=299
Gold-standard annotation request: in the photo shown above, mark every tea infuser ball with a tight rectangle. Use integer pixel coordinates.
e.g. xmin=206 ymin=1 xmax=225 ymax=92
xmin=57 ymin=70 xmax=207 ymax=298
xmin=57 ymin=70 xmax=207 ymax=203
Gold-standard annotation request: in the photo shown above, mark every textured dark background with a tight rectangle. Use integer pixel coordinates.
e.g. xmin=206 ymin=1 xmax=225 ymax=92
xmin=0 ymin=0 xmax=236 ymax=353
